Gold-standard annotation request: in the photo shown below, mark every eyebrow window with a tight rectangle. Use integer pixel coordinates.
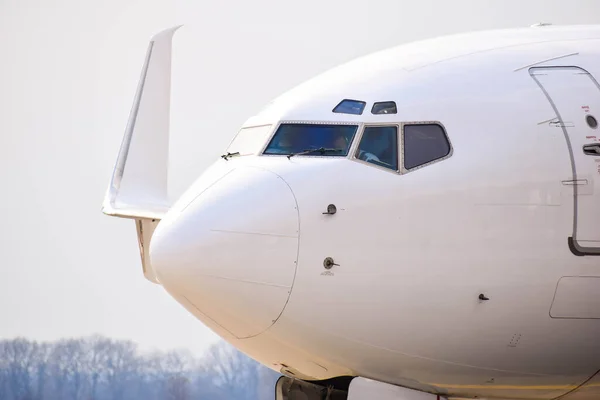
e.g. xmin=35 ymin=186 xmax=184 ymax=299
xmin=332 ymin=99 xmax=366 ymax=115
xmin=371 ymin=101 xmax=397 ymax=115
xmin=403 ymin=124 xmax=451 ymax=170
xmin=355 ymin=126 xmax=398 ymax=170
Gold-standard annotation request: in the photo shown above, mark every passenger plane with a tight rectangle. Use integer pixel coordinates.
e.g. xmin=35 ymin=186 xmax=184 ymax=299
xmin=102 ymin=24 xmax=600 ymax=400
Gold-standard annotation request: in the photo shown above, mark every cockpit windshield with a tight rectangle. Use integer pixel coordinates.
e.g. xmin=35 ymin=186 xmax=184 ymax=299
xmin=263 ymin=123 xmax=358 ymax=157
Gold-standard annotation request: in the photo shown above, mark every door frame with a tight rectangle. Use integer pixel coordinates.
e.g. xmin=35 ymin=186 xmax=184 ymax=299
xmin=529 ymin=65 xmax=600 ymax=256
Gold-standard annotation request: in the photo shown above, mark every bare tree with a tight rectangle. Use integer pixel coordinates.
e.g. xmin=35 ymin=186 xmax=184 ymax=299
xmin=2 ymin=337 xmax=41 ymax=400
xmin=166 ymin=375 xmax=189 ymax=400
xmin=53 ymin=338 xmax=91 ymax=400
xmin=33 ymin=342 xmax=51 ymax=400
xmin=198 ymin=341 xmax=263 ymax=400
xmin=0 ymin=336 xmax=279 ymax=400
xmin=103 ymin=339 xmax=139 ymax=400
xmin=0 ymin=341 xmax=9 ymax=399
xmin=83 ymin=336 xmax=110 ymax=400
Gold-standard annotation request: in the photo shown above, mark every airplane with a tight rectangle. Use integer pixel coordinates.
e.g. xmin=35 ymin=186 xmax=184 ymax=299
xmin=102 ymin=23 xmax=600 ymax=400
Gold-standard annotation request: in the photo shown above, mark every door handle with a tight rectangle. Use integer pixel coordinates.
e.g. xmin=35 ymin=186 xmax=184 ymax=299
xmin=583 ymin=144 xmax=600 ymax=155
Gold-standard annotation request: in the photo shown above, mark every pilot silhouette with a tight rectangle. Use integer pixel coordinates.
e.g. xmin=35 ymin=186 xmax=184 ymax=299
xmin=269 ymin=129 xmax=303 ymax=154
xmin=357 ymin=129 xmax=391 ymax=163
xmin=332 ymin=132 xmax=349 ymax=150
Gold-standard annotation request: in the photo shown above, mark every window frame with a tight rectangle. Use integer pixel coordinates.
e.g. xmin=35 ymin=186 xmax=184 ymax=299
xmin=225 ymin=123 xmax=275 ymax=156
xmin=332 ymin=99 xmax=367 ymax=115
xmin=371 ymin=101 xmax=398 ymax=115
xmin=350 ymin=120 xmax=452 ymax=174
xmin=259 ymin=120 xmax=362 ymax=158
xmin=400 ymin=121 xmax=453 ymax=173
xmin=350 ymin=123 xmax=401 ymax=174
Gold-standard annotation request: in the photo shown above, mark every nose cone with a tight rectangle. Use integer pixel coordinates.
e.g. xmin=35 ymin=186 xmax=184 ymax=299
xmin=149 ymin=167 xmax=299 ymax=339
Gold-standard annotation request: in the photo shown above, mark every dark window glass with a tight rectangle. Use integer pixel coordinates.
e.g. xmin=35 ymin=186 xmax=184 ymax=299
xmin=403 ymin=124 xmax=450 ymax=169
xmin=371 ymin=101 xmax=397 ymax=115
xmin=355 ymin=126 xmax=398 ymax=170
xmin=332 ymin=99 xmax=366 ymax=115
xmin=263 ymin=124 xmax=358 ymax=156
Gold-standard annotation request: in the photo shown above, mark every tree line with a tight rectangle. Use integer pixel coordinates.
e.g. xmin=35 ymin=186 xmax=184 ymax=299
xmin=0 ymin=336 xmax=281 ymax=400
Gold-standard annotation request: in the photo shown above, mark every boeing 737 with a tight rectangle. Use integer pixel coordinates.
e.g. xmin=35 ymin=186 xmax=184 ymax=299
xmin=102 ymin=24 xmax=600 ymax=400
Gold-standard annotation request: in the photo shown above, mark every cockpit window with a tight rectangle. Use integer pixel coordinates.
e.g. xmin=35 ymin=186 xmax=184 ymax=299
xmin=371 ymin=101 xmax=397 ymax=115
xmin=355 ymin=126 xmax=398 ymax=170
xmin=263 ymin=123 xmax=358 ymax=156
xmin=227 ymin=125 xmax=274 ymax=155
xmin=403 ymin=123 xmax=450 ymax=169
xmin=332 ymin=99 xmax=366 ymax=115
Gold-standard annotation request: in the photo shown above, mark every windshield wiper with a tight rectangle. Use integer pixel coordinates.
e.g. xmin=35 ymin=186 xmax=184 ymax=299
xmin=287 ymin=147 xmax=343 ymax=159
xmin=221 ymin=151 xmax=240 ymax=161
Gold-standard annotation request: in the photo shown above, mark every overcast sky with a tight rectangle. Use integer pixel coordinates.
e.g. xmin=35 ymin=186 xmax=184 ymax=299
xmin=1 ymin=0 xmax=600 ymax=356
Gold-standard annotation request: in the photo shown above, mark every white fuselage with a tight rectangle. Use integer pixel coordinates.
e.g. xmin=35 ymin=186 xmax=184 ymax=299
xmin=146 ymin=25 xmax=600 ymax=400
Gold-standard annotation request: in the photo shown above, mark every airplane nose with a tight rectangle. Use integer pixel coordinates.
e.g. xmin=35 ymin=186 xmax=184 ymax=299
xmin=149 ymin=167 xmax=299 ymax=339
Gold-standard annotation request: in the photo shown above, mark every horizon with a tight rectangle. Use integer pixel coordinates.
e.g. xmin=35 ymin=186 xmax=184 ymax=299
xmin=0 ymin=335 xmax=280 ymax=400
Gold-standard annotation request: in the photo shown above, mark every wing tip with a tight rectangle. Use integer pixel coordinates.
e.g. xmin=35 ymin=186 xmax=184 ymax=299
xmin=150 ymin=24 xmax=184 ymax=42
xmin=101 ymin=200 xmax=168 ymax=221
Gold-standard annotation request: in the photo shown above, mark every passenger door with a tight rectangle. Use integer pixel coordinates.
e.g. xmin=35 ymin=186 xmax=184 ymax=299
xmin=530 ymin=66 xmax=600 ymax=255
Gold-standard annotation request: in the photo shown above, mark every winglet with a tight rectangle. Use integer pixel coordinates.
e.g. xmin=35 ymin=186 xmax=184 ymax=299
xmin=102 ymin=25 xmax=183 ymax=221
xmin=102 ymin=26 xmax=182 ymax=284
